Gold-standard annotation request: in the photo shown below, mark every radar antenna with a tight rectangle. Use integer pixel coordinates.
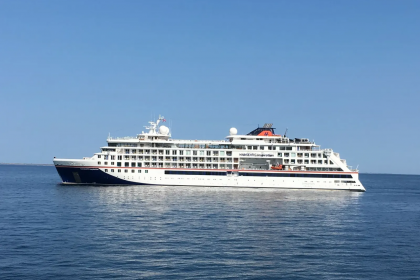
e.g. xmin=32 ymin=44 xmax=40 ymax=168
xmin=144 ymin=115 xmax=165 ymax=135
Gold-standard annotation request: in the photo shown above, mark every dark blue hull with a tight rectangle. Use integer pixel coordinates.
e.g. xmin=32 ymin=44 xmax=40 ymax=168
xmin=55 ymin=166 xmax=144 ymax=185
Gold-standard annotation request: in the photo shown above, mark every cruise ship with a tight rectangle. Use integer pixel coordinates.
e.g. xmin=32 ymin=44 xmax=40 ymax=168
xmin=53 ymin=116 xmax=365 ymax=191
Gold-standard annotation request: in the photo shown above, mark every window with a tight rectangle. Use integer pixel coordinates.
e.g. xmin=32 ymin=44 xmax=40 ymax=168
xmin=124 ymin=162 xmax=129 ymax=167
xmin=193 ymin=151 xmax=197 ymax=155
xmin=104 ymin=162 xmax=108 ymax=165
xmin=98 ymin=155 xmax=101 ymax=158
xmin=137 ymin=163 xmax=142 ymax=167
xmin=260 ymin=146 xmax=264 ymax=150
xmin=207 ymin=151 xmax=211 ymax=156
xmin=111 ymin=169 xmax=114 ymax=172
xmin=278 ymin=153 xmax=282 ymax=157
xmin=125 ymin=149 xmax=130 ymax=154
xmin=118 ymin=156 xmax=122 ymax=160
xmin=111 ymin=162 xmax=114 ymax=165
xmin=131 ymin=170 xmax=135 ymax=173
xmin=200 ymin=151 xmax=204 ymax=155
xmin=105 ymin=169 xmax=108 ymax=172
xmin=111 ymin=155 xmax=115 ymax=160
xmin=172 ymin=150 xmax=177 ymax=155
xmin=118 ymin=169 xmax=121 ymax=173
xmin=125 ymin=169 xmax=128 ymax=173
xmin=138 ymin=170 xmax=141 ymax=173
xmin=186 ymin=150 xmax=191 ymax=155
xmin=117 ymin=162 xmax=121 ymax=167
xmin=131 ymin=162 xmax=136 ymax=167
xmin=253 ymin=146 xmax=257 ymax=150
xmin=166 ymin=150 xmax=170 ymax=155
xmin=220 ymin=151 xmax=225 ymax=156
xmin=145 ymin=170 xmax=148 ymax=173
xmin=98 ymin=161 xmax=101 ymax=165
xmin=291 ymin=153 xmax=296 ymax=157
xmin=179 ymin=150 xmax=184 ymax=155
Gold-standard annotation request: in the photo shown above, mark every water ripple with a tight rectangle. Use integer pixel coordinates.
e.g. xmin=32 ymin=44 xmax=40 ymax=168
xmin=0 ymin=166 xmax=419 ymax=279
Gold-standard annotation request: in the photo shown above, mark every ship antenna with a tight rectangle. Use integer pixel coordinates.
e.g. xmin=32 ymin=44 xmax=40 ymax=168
xmin=284 ymin=128 xmax=288 ymax=137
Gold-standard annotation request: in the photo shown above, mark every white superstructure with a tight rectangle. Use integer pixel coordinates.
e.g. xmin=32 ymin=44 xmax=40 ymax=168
xmin=53 ymin=115 xmax=365 ymax=191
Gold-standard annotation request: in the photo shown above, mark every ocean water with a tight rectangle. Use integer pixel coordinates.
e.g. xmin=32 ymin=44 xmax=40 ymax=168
xmin=0 ymin=165 xmax=419 ymax=279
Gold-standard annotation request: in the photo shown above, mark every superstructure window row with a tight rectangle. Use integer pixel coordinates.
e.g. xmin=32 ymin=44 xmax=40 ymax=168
xmin=239 ymin=173 xmax=353 ymax=178
xmin=165 ymin=170 xmax=227 ymax=176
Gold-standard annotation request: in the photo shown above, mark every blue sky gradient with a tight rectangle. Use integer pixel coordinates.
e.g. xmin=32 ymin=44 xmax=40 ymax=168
xmin=1 ymin=1 xmax=419 ymax=174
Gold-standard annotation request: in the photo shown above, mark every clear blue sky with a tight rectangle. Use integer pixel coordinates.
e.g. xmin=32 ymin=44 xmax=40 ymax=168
xmin=1 ymin=1 xmax=419 ymax=174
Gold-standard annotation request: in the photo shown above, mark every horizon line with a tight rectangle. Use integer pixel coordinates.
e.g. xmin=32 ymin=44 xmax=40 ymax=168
xmin=0 ymin=163 xmax=418 ymax=176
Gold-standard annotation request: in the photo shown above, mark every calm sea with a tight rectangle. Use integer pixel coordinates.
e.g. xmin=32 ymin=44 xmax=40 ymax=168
xmin=0 ymin=165 xmax=419 ymax=279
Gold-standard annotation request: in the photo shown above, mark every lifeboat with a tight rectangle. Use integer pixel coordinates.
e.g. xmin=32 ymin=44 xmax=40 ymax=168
xmin=271 ymin=164 xmax=283 ymax=170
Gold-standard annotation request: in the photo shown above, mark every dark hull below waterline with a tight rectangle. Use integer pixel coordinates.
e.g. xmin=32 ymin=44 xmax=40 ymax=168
xmin=55 ymin=166 xmax=144 ymax=185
